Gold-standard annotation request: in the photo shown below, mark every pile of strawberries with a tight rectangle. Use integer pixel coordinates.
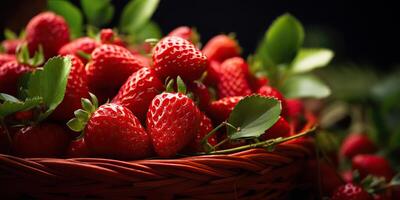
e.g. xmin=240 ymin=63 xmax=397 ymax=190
xmin=0 ymin=12 xmax=305 ymax=160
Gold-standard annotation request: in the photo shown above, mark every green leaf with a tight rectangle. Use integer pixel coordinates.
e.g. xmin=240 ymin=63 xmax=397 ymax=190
xmin=227 ymin=95 xmax=281 ymax=140
xmin=27 ymin=57 xmax=72 ymax=120
xmin=255 ymin=13 xmax=304 ymax=66
xmin=4 ymin=28 xmax=17 ymax=40
xmin=0 ymin=93 xmax=20 ymax=102
xmin=281 ymin=74 xmax=331 ymax=98
xmin=131 ymin=21 xmax=162 ymax=43
xmin=48 ymin=0 xmax=83 ymax=38
xmin=0 ymin=97 xmax=42 ymax=118
xmin=291 ymin=48 xmax=334 ymax=73
xmin=119 ymin=0 xmax=160 ymax=34
xmin=80 ymin=0 xmax=114 ymax=27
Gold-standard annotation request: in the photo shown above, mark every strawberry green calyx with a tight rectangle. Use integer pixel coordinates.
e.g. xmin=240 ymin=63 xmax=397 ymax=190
xmin=67 ymin=93 xmax=98 ymax=133
xmin=165 ymin=76 xmax=188 ymax=95
xmin=144 ymin=38 xmax=159 ymax=48
xmin=16 ymin=43 xmax=44 ymax=67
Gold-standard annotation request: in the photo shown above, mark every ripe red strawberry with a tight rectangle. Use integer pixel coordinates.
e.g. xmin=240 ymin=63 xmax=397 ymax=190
xmin=340 ymin=134 xmax=377 ymax=159
xmin=0 ymin=54 xmax=16 ymax=66
xmin=58 ymin=37 xmax=98 ymax=63
xmin=202 ymin=34 xmax=241 ymax=63
xmin=86 ymin=44 xmax=143 ymax=100
xmin=352 ymin=154 xmax=394 ymax=180
xmin=342 ymin=170 xmax=354 ymax=183
xmin=217 ymin=57 xmax=251 ymax=98
xmin=189 ymin=81 xmax=211 ymax=111
xmin=0 ymin=60 xmax=32 ymax=95
xmin=84 ymin=103 xmax=152 ymax=160
xmin=66 ymin=138 xmax=90 ymax=158
xmin=185 ymin=112 xmax=217 ymax=152
xmin=26 ymin=12 xmax=70 ymax=59
xmin=204 ymin=60 xmax=221 ymax=86
xmin=112 ymin=67 xmax=164 ymax=122
xmin=168 ymin=26 xmax=199 ymax=44
xmin=147 ymin=92 xmax=201 ymax=157
xmin=331 ymin=183 xmax=372 ymax=200
xmin=132 ymin=54 xmax=152 ymax=68
xmin=152 ymin=36 xmax=208 ymax=82
xmin=258 ymin=85 xmax=288 ymax=117
xmin=260 ymin=116 xmax=290 ymax=140
xmin=207 ymin=96 xmax=243 ymax=123
xmin=51 ymin=55 xmax=89 ymax=121
xmin=12 ymin=123 xmax=70 ymax=157
xmin=286 ymin=98 xmax=304 ymax=119
xmin=2 ymin=39 xmax=22 ymax=54
xmin=249 ymin=75 xmax=269 ymax=91
xmin=99 ymin=29 xmax=126 ymax=47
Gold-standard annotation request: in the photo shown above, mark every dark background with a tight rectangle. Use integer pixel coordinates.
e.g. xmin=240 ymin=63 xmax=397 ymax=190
xmin=1 ymin=0 xmax=399 ymax=68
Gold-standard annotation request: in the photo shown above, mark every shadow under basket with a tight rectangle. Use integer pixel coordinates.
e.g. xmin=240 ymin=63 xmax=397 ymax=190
xmin=0 ymin=113 xmax=317 ymax=200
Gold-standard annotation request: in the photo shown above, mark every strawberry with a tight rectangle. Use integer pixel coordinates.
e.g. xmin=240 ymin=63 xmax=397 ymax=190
xmin=185 ymin=112 xmax=217 ymax=153
xmin=152 ymin=36 xmax=208 ymax=82
xmin=51 ymin=55 xmax=89 ymax=121
xmin=86 ymin=44 xmax=143 ymax=101
xmin=340 ymin=134 xmax=377 ymax=159
xmin=304 ymin=160 xmax=344 ymax=196
xmin=258 ymin=85 xmax=288 ymax=118
xmin=342 ymin=170 xmax=354 ymax=183
xmin=202 ymin=34 xmax=241 ymax=63
xmin=82 ymin=103 xmax=152 ymax=160
xmin=58 ymin=37 xmax=98 ymax=63
xmin=189 ymin=81 xmax=211 ymax=111
xmin=12 ymin=123 xmax=70 ymax=157
xmin=26 ymin=12 xmax=70 ymax=59
xmin=112 ymin=67 xmax=164 ymax=123
xmin=0 ymin=54 xmax=16 ymax=66
xmin=260 ymin=116 xmax=290 ymax=140
xmin=207 ymin=96 xmax=243 ymax=123
xmin=66 ymin=138 xmax=90 ymax=158
xmin=216 ymin=57 xmax=252 ymax=98
xmin=249 ymin=75 xmax=269 ymax=91
xmin=147 ymin=92 xmax=201 ymax=157
xmin=0 ymin=60 xmax=33 ymax=95
xmin=352 ymin=154 xmax=394 ymax=180
xmin=132 ymin=54 xmax=152 ymax=68
xmin=168 ymin=26 xmax=199 ymax=44
xmin=99 ymin=29 xmax=126 ymax=47
xmin=286 ymin=98 xmax=304 ymax=119
xmin=331 ymin=183 xmax=372 ymax=200
xmin=1 ymin=39 xmax=22 ymax=54
xmin=204 ymin=60 xmax=221 ymax=86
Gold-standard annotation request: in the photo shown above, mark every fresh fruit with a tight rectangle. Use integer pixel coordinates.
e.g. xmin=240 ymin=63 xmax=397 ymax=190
xmin=249 ymin=75 xmax=269 ymax=91
xmin=204 ymin=60 xmax=221 ymax=86
xmin=260 ymin=116 xmax=290 ymax=140
xmin=58 ymin=37 xmax=98 ymax=63
xmin=66 ymin=138 xmax=90 ymax=158
xmin=147 ymin=92 xmax=201 ymax=157
xmin=186 ymin=112 xmax=217 ymax=152
xmin=352 ymin=154 xmax=394 ymax=180
xmin=258 ymin=85 xmax=288 ymax=117
xmin=83 ymin=103 xmax=152 ymax=160
xmin=51 ymin=55 xmax=89 ymax=121
xmin=304 ymin=160 xmax=344 ymax=196
xmin=207 ymin=96 xmax=243 ymax=123
xmin=112 ymin=67 xmax=164 ymax=122
xmin=168 ymin=26 xmax=199 ymax=44
xmin=286 ymin=98 xmax=304 ymax=119
xmin=99 ymin=29 xmax=126 ymax=47
xmin=2 ymin=39 xmax=22 ymax=54
xmin=331 ymin=183 xmax=372 ymax=200
xmin=216 ymin=57 xmax=251 ymax=98
xmin=132 ymin=53 xmax=152 ymax=68
xmin=202 ymin=34 xmax=241 ymax=63
xmin=340 ymin=134 xmax=377 ymax=159
xmin=189 ymin=81 xmax=211 ymax=111
xmin=0 ymin=60 xmax=32 ymax=95
xmin=0 ymin=54 xmax=16 ymax=66
xmin=12 ymin=123 xmax=70 ymax=157
xmin=86 ymin=44 xmax=143 ymax=100
xmin=26 ymin=12 xmax=70 ymax=59
xmin=152 ymin=36 xmax=208 ymax=82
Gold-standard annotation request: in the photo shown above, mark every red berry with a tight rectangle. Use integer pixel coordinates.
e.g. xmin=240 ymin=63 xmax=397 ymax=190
xmin=352 ymin=154 xmax=394 ymax=180
xmin=99 ymin=29 xmax=125 ymax=47
xmin=188 ymin=81 xmax=211 ymax=111
xmin=12 ymin=123 xmax=70 ymax=157
xmin=342 ymin=170 xmax=354 ymax=183
xmin=1 ymin=39 xmax=22 ymax=54
xmin=51 ymin=55 xmax=89 ymax=121
xmin=86 ymin=44 xmax=143 ymax=99
xmin=204 ymin=60 xmax=221 ymax=86
xmin=260 ymin=116 xmax=290 ymax=140
xmin=185 ymin=112 xmax=217 ymax=153
xmin=66 ymin=138 xmax=91 ymax=158
xmin=0 ymin=54 xmax=16 ymax=66
xmin=85 ymin=103 xmax=152 ymax=160
xmin=258 ymin=85 xmax=288 ymax=117
xmin=340 ymin=134 xmax=377 ymax=159
xmin=286 ymin=98 xmax=304 ymax=119
xmin=147 ymin=92 xmax=201 ymax=157
xmin=207 ymin=96 xmax=243 ymax=123
xmin=202 ymin=34 xmax=241 ymax=63
xmin=132 ymin=54 xmax=152 ymax=68
xmin=304 ymin=160 xmax=344 ymax=196
xmin=0 ymin=60 xmax=33 ymax=96
xmin=331 ymin=183 xmax=372 ymax=200
xmin=168 ymin=26 xmax=198 ymax=44
xmin=58 ymin=37 xmax=99 ymax=63
xmin=13 ymin=110 xmax=33 ymax=121
xmin=152 ymin=36 xmax=208 ymax=82
xmin=26 ymin=12 xmax=70 ymax=59
xmin=249 ymin=75 xmax=269 ymax=91
xmin=112 ymin=67 xmax=164 ymax=123
xmin=216 ymin=57 xmax=251 ymax=98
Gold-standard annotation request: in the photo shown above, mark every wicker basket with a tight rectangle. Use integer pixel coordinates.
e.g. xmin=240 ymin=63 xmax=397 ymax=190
xmin=0 ymin=113 xmax=316 ymax=200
